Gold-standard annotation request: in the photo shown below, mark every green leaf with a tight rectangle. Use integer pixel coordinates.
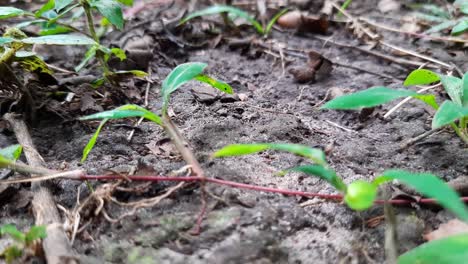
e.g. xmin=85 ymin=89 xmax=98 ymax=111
xmin=117 ymin=0 xmax=133 ymax=6
xmin=0 ymin=37 xmax=14 ymax=45
xmin=55 ymin=0 xmax=73 ymax=11
xmin=425 ymin=20 xmax=458 ymax=34
xmin=440 ymin=75 xmax=463 ymax=106
xmin=194 ymin=74 xmax=233 ymax=94
xmin=375 ymin=170 xmax=468 ymax=221
xmin=413 ymin=94 xmax=439 ymax=109
xmin=161 ymin=62 xmax=207 ymax=111
xmin=432 ymin=100 xmax=468 ymax=129
xmin=180 ymin=5 xmax=264 ymax=34
xmin=22 ymin=34 xmax=96 ymax=45
xmin=213 ymin=143 xmax=327 ymax=166
xmin=452 ymin=20 xmax=468 ymax=35
xmin=0 ymin=7 xmax=25 ymax=19
xmin=0 ymin=144 xmax=22 ymax=161
xmin=398 ymin=234 xmax=468 ymax=264
xmin=344 ymin=180 xmax=377 ymax=211
xmin=80 ymin=104 xmax=162 ymax=125
xmin=39 ymin=25 xmax=72 ymax=36
xmin=404 ymin=69 xmax=440 ymax=86
xmin=113 ymin=70 xmax=147 ymax=77
xmin=35 ymin=0 xmax=55 ymax=17
xmin=25 ymin=226 xmax=47 ymax=245
xmin=90 ymin=0 xmax=124 ymax=30
xmin=462 ymin=72 xmax=468 ymax=107
xmin=321 ymin=87 xmax=417 ymax=110
xmin=265 ymin=8 xmax=289 ymax=35
xmin=81 ymin=119 xmax=108 ymax=163
xmin=0 ymin=224 xmax=25 ymax=243
xmin=287 ymin=165 xmax=346 ymax=192
xmin=110 ymin=47 xmax=126 ymax=60
xmin=75 ymin=45 xmax=97 ymax=72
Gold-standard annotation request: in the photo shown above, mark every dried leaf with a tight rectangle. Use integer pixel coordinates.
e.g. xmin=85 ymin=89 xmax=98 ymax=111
xmin=424 ymin=219 xmax=468 ymax=241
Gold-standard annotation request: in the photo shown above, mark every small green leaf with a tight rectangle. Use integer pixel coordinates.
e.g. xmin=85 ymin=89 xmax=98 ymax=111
xmin=22 ymin=34 xmax=96 ymax=45
xmin=25 ymin=226 xmax=47 ymax=245
xmin=162 ymin=62 xmax=207 ymax=111
xmin=110 ymin=47 xmax=126 ymax=60
xmin=0 ymin=144 xmax=22 ymax=161
xmin=213 ymin=143 xmax=327 ymax=166
xmin=39 ymin=25 xmax=72 ymax=36
xmin=90 ymin=0 xmax=124 ymax=30
xmin=75 ymin=45 xmax=97 ymax=72
xmin=0 ymin=7 xmax=25 ymax=19
xmin=0 ymin=224 xmax=25 ymax=243
xmin=344 ymin=180 xmax=377 ymax=211
xmin=287 ymin=165 xmax=346 ymax=192
xmin=321 ymin=87 xmax=417 ymax=110
xmin=413 ymin=94 xmax=439 ymax=110
xmin=451 ymin=20 xmax=468 ymax=35
xmin=81 ymin=119 xmax=108 ymax=163
xmin=180 ymin=5 xmax=264 ymax=34
xmin=0 ymin=37 xmax=14 ymax=45
xmin=117 ymin=0 xmax=133 ymax=6
xmin=440 ymin=75 xmax=463 ymax=106
xmin=398 ymin=234 xmax=468 ymax=264
xmin=404 ymin=69 xmax=440 ymax=86
xmin=425 ymin=20 xmax=458 ymax=34
xmin=265 ymin=8 xmax=289 ymax=35
xmin=113 ymin=70 xmax=147 ymax=77
xmin=462 ymin=72 xmax=468 ymax=107
xmin=194 ymin=74 xmax=233 ymax=94
xmin=35 ymin=0 xmax=55 ymax=17
xmin=432 ymin=100 xmax=468 ymax=129
xmin=55 ymin=0 xmax=73 ymax=11
xmin=80 ymin=104 xmax=162 ymax=125
xmin=376 ymin=170 xmax=468 ymax=221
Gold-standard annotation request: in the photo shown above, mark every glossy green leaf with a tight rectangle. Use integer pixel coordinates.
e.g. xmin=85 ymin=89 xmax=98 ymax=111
xmin=213 ymin=143 xmax=327 ymax=166
xmin=180 ymin=5 xmax=264 ymax=34
xmin=440 ymin=75 xmax=463 ymax=106
xmin=0 ymin=224 xmax=25 ymax=243
xmin=81 ymin=119 xmax=108 ymax=163
xmin=398 ymin=234 xmax=468 ymax=264
xmin=462 ymin=72 xmax=468 ymax=107
xmin=55 ymin=0 xmax=73 ymax=11
xmin=117 ymin=0 xmax=133 ymax=6
xmin=80 ymin=104 xmax=162 ymax=125
xmin=0 ymin=37 xmax=14 ymax=45
xmin=194 ymin=74 xmax=233 ymax=94
xmin=22 ymin=34 xmax=96 ymax=45
xmin=90 ymin=0 xmax=124 ymax=30
xmin=375 ymin=170 xmax=468 ymax=221
xmin=265 ymin=8 xmax=289 ymax=35
xmin=404 ymin=69 xmax=440 ymax=86
xmin=432 ymin=100 xmax=468 ymax=129
xmin=161 ymin=62 xmax=207 ymax=110
xmin=0 ymin=7 xmax=25 ymax=19
xmin=321 ymin=87 xmax=417 ymax=110
xmin=344 ymin=180 xmax=377 ymax=211
xmin=0 ymin=144 xmax=22 ymax=161
xmin=287 ymin=165 xmax=346 ymax=191
xmin=452 ymin=20 xmax=468 ymax=35
xmin=35 ymin=0 xmax=55 ymax=17
xmin=25 ymin=226 xmax=47 ymax=245
xmin=75 ymin=45 xmax=97 ymax=72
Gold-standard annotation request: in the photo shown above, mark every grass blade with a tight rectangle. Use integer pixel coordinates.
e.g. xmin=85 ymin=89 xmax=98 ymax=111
xmin=287 ymin=165 xmax=346 ymax=191
xmin=194 ymin=74 xmax=233 ymax=94
xmin=81 ymin=119 xmax=108 ymax=163
xmin=80 ymin=104 xmax=162 ymax=125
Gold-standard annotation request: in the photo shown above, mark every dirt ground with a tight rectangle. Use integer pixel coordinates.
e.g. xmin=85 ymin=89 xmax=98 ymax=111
xmin=1 ymin=0 xmax=468 ymax=263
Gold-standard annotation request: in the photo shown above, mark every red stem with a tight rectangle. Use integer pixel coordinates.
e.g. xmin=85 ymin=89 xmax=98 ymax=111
xmin=79 ymin=175 xmax=468 ymax=206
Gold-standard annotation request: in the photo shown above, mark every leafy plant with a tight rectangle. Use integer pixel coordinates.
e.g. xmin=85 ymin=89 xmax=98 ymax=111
xmin=411 ymin=1 xmax=468 ymax=36
xmin=322 ymin=69 xmax=468 ymax=145
xmin=179 ymin=5 xmax=289 ymax=37
xmin=0 ymin=0 xmax=138 ymax=84
xmin=0 ymin=224 xmax=47 ymax=264
xmin=80 ymin=62 xmax=233 ymax=161
xmin=213 ymin=143 xmax=468 ymax=219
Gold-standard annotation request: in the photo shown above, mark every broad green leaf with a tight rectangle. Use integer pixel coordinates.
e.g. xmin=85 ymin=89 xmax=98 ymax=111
xmin=440 ymin=75 xmax=463 ymax=106
xmin=0 ymin=144 xmax=22 ymax=161
xmin=0 ymin=7 xmax=25 ymax=19
xmin=265 ymin=8 xmax=289 ymax=35
xmin=432 ymin=100 xmax=468 ymax=129
xmin=0 ymin=224 xmax=25 ymax=243
xmin=452 ymin=20 xmax=468 ymax=35
xmin=344 ymin=180 xmax=377 ymax=211
xmin=0 ymin=37 xmax=14 ymax=45
xmin=117 ymin=0 xmax=133 ymax=6
xmin=35 ymin=0 xmax=55 ymax=17
xmin=22 ymin=34 xmax=96 ymax=45
xmin=414 ymin=94 xmax=439 ymax=109
xmin=180 ymin=5 xmax=264 ymax=34
xmin=321 ymin=87 xmax=416 ymax=110
xmin=287 ymin=165 xmax=346 ymax=191
xmin=213 ymin=143 xmax=327 ymax=166
xmin=398 ymin=234 xmax=468 ymax=264
xmin=80 ymin=104 xmax=162 ymax=125
xmin=161 ymin=62 xmax=207 ymax=110
xmin=55 ymin=0 xmax=73 ymax=11
xmin=194 ymin=74 xmax=233 ymax=94
xmin=462 ymin=72 xmax=468 ymax=107
xmin=404 ymin=69 xmax=440 ymax=86
xmin=375 ymin=170 xmax=468 ymax=221
xmin=81 ymin=119 xmax=108 ymax=162
xmin=25 ymin=226 xmax=47 ymax=245
xmin=90 ymin=0 xmax=124 ymax=30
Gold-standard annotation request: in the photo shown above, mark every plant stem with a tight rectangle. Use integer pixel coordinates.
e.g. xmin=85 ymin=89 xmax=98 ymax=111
xmin=450 ymin=123 xmax=468 ymax=145
xmin=24 ymin=13 xmax=92 ymax=39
